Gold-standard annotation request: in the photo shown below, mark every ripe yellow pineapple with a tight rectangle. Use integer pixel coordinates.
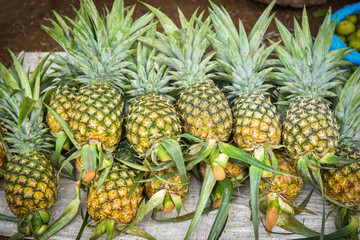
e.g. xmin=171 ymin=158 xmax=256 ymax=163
xmin=87 ymin=163 xmax=143 ymax=223
xmin=125 ymin=40 xmax=188 ymax=214
xmin=139 ymin=5 xmax=232 ymax=144
xmin=259 ymin=151 xmax=303 ymax=235
xmin=321 ymin=68 xmax=360 ymax=211
xmin=273 ymin=9 xmax=348 ymax=163
xmin=43 ymin=0 xmax=153 ymax=179
xmin=0 ymin=52 xmax=58 ymax=237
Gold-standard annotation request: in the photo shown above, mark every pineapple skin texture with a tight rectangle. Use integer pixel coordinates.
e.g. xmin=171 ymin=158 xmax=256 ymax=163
xmin=232 ymin=93 xmax=281 ymax=150
xmin=0 ymin=141 xmax=7 ymax=169
xmin=177 ymin=81 xmax=233 ymax=141
xmin=87 ymin=164 xmax=143 ymax=224
xmin=126 ymin=93 xmax=181 ymax=156
xmin=69 ymin=83 xmax=123 ymax=151
xmin=283 ymin=97 xmax=339 ymax=159
xmin=259 ymin=151 xmax=303 ymax=202
xmin=322 ymin=147 xmax=360 ymax=210
xmin=145 ymin=167 xmax=190 ymax=201
xmin=4 ymin=152 xmax=58 ymax=217
xmin=47 ymin=84 xmax=77 ymax=136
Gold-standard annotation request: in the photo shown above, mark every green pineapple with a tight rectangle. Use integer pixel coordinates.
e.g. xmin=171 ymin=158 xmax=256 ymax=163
xmin=0 ymin=52 xmax=57 ymax=237
xmin=42 ymin=0 xmax=153 ymax=179
xmin=272 ymin=10 xmax=348 ymax=162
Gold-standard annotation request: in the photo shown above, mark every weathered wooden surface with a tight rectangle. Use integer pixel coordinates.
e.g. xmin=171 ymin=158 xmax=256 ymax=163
xmin=0 ymin=52 xmax=357 ymax=239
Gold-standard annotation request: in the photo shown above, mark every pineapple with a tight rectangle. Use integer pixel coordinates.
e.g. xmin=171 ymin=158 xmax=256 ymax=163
xmin=259 ymin=151 xmax=303 ymax=235
xmin=126 ymin=42 xmax=182 ymax=157
xmin=139 ymin=5 xmax=232 ymax=144
xmin=46 ymin=83 xmax=77 ymax=137
xmin=0 ymin=141 xmax=7 ymax=169
xmin=321 ymin=67 xmax=360 ymax=211
xmin=208 ymin=1 xmax=279 ymax=184
xmin=87 ymin=163 xmax=143 ymax=223
xmin=322 ymin=146 xmax=360 ymax=210
xmin=0 ymin=52 xmax=57 ymax=237
xmin=125 ymin=40 xmax=188 ymax=213
xmin=272 ymin=10 xmax=349 ymax=163
xmin=42 ymin=0 xmax=153 ymax=178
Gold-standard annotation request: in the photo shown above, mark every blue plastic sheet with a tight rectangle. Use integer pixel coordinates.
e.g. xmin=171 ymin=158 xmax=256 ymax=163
xmin=330 ymin=2 xmax=360 ymax=65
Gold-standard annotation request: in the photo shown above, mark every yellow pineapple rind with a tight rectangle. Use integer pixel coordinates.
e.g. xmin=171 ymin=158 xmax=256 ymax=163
xmin=69 ymin=83 xmax=123 ymax=151
xmin=144 ymin=167 xmax=190 ymax=201
xmin=283 ymin=97 xmax=339 ymax=159
xmin=126 ymin=93 xmax=181 ymax=156
xmin=322 ymin=147 xmax=360 ymax=210
xmin=4 ymin=152 xmax=58 ymax=217
xmin=232 ymin=93 xmax=281 ymax=150
xmin=87 ymin=163 xmax=143 ymax=224
xmin=177 ymin=81 xmax=233 ymax=142
xmin=47 ymin=84 xmax=77 ymax=136
xmin=259 ymin=151 xmax=303 ymax=202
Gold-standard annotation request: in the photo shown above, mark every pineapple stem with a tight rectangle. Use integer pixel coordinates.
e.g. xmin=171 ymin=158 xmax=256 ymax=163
xmin=163 ymin=194 xmax=175 ymax=214
xmin=212 ymin=183 xmax=223 ymax=209
xmin=265 ymin=193 xmax=280 ymax=236
xmin=156 ymin=145 xmax=172 ymax=162
xmin=211 ymin=153 xmax=228 ymax=181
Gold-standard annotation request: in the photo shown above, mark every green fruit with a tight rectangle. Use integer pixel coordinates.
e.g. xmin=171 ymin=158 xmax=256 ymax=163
xmin=347 ymin=32 xmax=356 ymax=42
xmin=349 ymin=38 xmax=360 ymax=50
xmin=356 ymin=23 xmax=360 ymax=30
xmin=346 ymin=14 xmax=358 ymax=24
xmin=336 ymin=20 xmax=356 ymax=36
xmin=356 ymin=29 xmax=360 ymax=39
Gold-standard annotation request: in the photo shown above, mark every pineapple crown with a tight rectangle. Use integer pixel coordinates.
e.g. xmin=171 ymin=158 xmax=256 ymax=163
xmin=271 ymin=9 xmax=349 ymax=104
xmin=139 ymin=4 xmax=217 ymax=89
xmin=335 ymin=67 xmax=360 ymax=148
xmin=42 ymin=0 xmax=154 ymax=93
xmin=208 ymin=0 xmax=277 ymax=99
xmin=125 ymin=26 xmax=175 ymax=101
xmin=0 ymin=51 xmax=53 ymax=155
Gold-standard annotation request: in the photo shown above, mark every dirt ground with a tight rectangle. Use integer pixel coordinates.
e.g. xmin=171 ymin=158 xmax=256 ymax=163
xmin=0 ymin=0 xmax=358 ymax=68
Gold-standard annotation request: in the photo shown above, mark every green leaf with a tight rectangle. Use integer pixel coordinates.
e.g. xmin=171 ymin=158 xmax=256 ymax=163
xmin=8 ymin=50 xmax=32 ymax=98
xmin=0 ymin=214 xmax=18 ymax=222
xmin=208 ymin=178 xmax=233 ymax=240
xmin=249 ymin=165 xmax=262 ymax=240
xmin=161 ymin=139 xmax=187 ymax=186
xmin=185 ymin=164 xmax=217 ymax=240
xmin=44 ymin=103 xmax=79 ymax=149
xmin=18 ymin=97 xmax=36 ymax=129
xmin=96 ymin=164 xmax=112 ymax=191
xmin=55 ymin=132 xmax=68 ymax=169
xmin=220 ymin=143 xmax=294 ymax=177
xmin=39 ymin=182 xmax=81 ymax=240
xmin=123 ymin=225 xmax=156 ymax=240
xmin=151 ymin=206 xmax=215 ymax=222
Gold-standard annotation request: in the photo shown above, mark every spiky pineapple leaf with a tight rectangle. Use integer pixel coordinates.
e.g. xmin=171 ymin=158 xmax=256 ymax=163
xmin=161 ymin=139 xmax=188 ymax=186
xmin=44 ymin=102 xmax=79 ymax=149
xmin=185 ymin=165 xmax=217 ymax=240
xmin=208 ymin=177 xmax=233 ymax=240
